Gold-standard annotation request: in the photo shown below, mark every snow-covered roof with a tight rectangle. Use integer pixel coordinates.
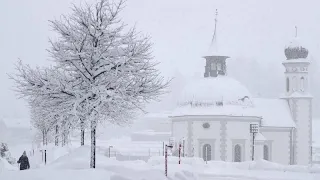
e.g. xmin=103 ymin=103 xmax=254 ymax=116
xmin=204 ymin=40 xmax=229 ymax=57
xmin=285 ymin=37 xmax=306 ymax=49
xmin=249 ymin=98 xmax=294 ymax=128
xmin=170 ymin=97 xmax=295 ymax=128
xmin=171 ymin=105 xmax=258 ymax=117
xmin=282 ymin=59 xmax=310 ymax=64
xmin=255 ymin=133 xmax=266 ymax=141
xmin=178 ymin=76 xmax=252 ymax=105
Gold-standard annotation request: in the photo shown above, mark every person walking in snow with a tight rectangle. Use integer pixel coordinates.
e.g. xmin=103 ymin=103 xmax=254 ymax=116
xmin=17 ymin=151 xmax=30 ymax=170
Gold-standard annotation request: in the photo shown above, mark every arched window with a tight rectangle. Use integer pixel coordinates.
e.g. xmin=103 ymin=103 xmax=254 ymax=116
xmin=300 ymin=77 xmax=305 ymax=91
xmin=286 ymin=78 xmax=290 ymax=92
xmin=263 ymin=145 xmax=269 ymax=161
xmin=234 ymin=144 xmax=242 ymax=162
xmin=292 ymin=76 xmax=297 ymax=91
xmin=202 ymin=144 xmax=212 ymax=161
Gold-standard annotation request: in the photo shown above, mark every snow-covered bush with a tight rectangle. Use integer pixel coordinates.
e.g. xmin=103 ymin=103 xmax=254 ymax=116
xmin=0 ymin=143 xmax=16 ymax=165
xmin=0 ymin=143 xmax=8 ymax=158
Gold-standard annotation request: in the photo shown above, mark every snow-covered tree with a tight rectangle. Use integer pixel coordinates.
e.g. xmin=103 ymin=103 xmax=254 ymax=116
xmin=11 ymin=0 xmax=169 ymax=168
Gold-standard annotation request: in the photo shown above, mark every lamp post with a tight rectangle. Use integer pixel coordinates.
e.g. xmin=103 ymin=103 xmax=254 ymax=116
xmin=178 ymin=143 xmax=181 ymax=164
xmin=165 ymin=144 xmax=173 ymax=177
xmin=108 ymin=146 xmax=113 ymax=158
xmin=250 ymin=124 xmax=259 ymax=161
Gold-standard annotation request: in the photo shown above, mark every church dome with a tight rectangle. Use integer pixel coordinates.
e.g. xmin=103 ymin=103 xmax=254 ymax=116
xmin=178 ymin=76 xmax=252 ymax=106
xmin=284 ymin=37 xmax=308 ymax=60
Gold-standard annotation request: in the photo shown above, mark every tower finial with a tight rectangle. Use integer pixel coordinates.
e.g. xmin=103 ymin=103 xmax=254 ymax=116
xmin=295 ymin=26 xmax=298 ymax=37
xmin=211 ymin=9 xmax=218 ymax=45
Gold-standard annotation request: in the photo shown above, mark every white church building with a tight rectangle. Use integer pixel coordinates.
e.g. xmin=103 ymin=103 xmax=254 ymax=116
xmin=169 ymin=12 xmax=312 ymax=165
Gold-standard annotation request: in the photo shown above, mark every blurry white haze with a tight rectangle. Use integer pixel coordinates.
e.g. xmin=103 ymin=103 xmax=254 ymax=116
xmin=1 ymin=0 xmax=320 ymax=180
xmin=1 ymin=0 xmax=320 ymax=119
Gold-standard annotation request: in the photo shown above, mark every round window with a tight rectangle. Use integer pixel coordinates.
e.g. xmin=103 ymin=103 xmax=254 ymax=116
xmin=203 ymin=122 xmax=210 ymax=129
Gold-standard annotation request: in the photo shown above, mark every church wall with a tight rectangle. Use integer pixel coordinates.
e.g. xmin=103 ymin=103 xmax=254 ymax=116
xmin=192 ymin=120 xmax=220 ymax=160
xmin=171 ymin=116 xmax=260 ymax=162
xmin=260 ymin=129 xmax=291 ymax=165
xmin=226 ymin=121 xmax=255 ymax=162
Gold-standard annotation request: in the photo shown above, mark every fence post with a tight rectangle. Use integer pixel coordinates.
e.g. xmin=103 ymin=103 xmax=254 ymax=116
xmin=45 ymin=150 xmax=47 ymax=165
xmin=179 ymin=143 xmax=181 ymax=164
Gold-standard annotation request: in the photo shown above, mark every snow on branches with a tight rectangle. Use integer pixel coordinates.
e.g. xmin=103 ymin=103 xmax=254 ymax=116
xmin=10 ymin=0 xmax=169 ymax=168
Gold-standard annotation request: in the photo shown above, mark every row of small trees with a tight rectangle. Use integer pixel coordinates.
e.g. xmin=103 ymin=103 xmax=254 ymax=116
xmin=10 ymin=0 xmax=168 ymax=168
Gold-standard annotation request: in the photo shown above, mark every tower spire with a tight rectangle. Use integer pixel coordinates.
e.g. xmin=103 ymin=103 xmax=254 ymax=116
xmin=210 ymin=9 xmax=218 ymax=52
xmin=203 ymin=9 xmax=229 ymax=78
xmin=295 ymin=26 xmax=298 ymax=37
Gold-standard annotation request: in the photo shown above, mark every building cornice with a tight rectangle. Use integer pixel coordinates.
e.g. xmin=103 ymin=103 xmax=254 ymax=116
xmin=170 ymin=115 xmax=261 ymax=122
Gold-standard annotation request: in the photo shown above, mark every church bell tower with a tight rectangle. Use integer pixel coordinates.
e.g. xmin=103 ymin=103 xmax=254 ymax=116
xmin=282 ymin=27 xmax=312 ymax=165
xmin=203 ymin=9 xmax=229 ymax=78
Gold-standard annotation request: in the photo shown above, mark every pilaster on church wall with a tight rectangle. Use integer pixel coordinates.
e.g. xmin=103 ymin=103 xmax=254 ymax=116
xmin=295 ymin=98 xmax=312 ymax=165
xmin=192 ymin=119 xmax=220 ymax=159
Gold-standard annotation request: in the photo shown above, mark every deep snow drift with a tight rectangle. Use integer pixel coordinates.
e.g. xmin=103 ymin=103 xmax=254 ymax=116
xmin=1 ymin=145 xmax=320 ymax=180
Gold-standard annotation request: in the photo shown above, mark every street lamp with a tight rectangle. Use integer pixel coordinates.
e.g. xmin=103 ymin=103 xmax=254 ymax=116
xmin=165 ymin=144 xmax=173 ymax=177
xmin=108 ymin=146 xmax=113 ymax=158
xmin=250 ymin=124 xmax=259 ymax=161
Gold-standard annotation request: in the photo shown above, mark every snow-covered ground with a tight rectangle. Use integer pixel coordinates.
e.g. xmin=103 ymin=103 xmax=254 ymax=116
xmin=1 ymin=144 xmax=320 ymax=180
xmin=1 ymin=117 xmax=320 ymax=179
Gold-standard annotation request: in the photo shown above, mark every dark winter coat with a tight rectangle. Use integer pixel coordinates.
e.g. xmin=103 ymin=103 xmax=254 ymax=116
xmin=17 ymin=155 xmax=30 ymax=170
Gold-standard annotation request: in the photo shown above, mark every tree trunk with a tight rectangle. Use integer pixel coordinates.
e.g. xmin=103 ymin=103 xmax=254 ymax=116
xmin=55 ymin=125 xmax=59 ymax=146
xmin=45 ymin=132 xmax=48 ymax=146
xmin=62 ymin=133 xmax=65 ymax=147
xmin=81 ymin=118 xmax=85 ymax=146
xmin=42 ymin=131 xmax=45 ymax=146
xmin=81 ymin=129 xmax=85 ymax=146
xmin=90 ymin=123 xmax=96 ymax=168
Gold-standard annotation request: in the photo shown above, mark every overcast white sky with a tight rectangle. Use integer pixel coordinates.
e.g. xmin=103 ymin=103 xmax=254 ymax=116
xmin=1 ymin=0 xmax=320 ymax=119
